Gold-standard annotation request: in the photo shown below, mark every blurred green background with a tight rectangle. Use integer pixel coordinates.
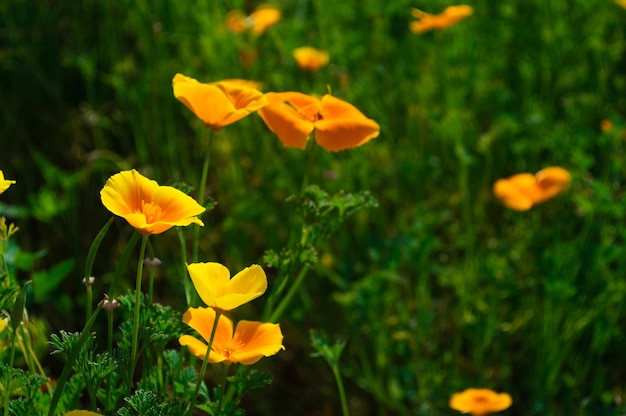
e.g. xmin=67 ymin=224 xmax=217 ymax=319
xmin=2 ymin=0 xmax=626 ymax=414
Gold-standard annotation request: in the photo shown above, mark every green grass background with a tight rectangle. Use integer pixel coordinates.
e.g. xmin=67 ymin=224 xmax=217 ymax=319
xmin=2 ymin=0 xmax=626 ymax=414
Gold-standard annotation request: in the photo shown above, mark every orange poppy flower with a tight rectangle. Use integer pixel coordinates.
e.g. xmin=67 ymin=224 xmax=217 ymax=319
xmin=0 ymin=171 xmax=15 ymax=195
xmin=187 ymin=262 xmax=267 ymax=312
xmin=493 ymin=167 xmax=571 ymax=211
xmin=100 ymin=169 xmax=205 ymax=235
xmin=179 ymin=306 xmax=284 ymax=365
xmin=258 ymin=91 xmax=380 ymax=152
xmin=173 ymin=73 xmax=268 ymax=131
xmin=450 ymin=388 xmax=512 ymax=415
xmin=226 ymin=6 xmax=281 ymax=36
xmin=292 ymin=47 xmax=330 ymax=72
xmin=410 ymin=5 xmax=473 ymax=34
xmin=617 ymin=0 xmax=626 ymax=8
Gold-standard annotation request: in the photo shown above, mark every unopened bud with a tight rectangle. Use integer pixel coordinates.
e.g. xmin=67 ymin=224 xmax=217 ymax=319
xmin=144 ymin=257 xmax=162 ymax=267
xmin=102 ymin=294 xmax=119 ymax=311
xmin=82 ymin=276 xmax=96 ymax=286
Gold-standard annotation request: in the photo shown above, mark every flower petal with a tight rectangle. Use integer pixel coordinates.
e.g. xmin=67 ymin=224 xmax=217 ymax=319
xmin=535 ymin=166 xmax=571 ymax=203
xmin=258 ymin=100 xmax=315 ymax=149
xmin=231 ymin=321 xmax=284 ymax=365
xmin=100 ymin=169 xmax=158 ymax=217
xmin=187 ymin=262 xmax=231 ymax=309
xmin=249 ymin=6 xmax=281 ymax=35
xmin=150 ymin=186 xmax=205 ymax=225
xmin=179 ymin=335 xmax=228 ymax=363
xmin=493 ymin=174 xmax=539 ymax=211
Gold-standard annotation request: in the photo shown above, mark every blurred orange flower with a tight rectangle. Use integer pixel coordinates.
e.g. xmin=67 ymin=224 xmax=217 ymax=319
xmin=258 ymin=91 xmax=380 ymax=152
xmin=600 ymin=118 xmax=614 ymax=132
xmin=179 ymin=306 xmax=284 ymax=365
xmin=410 ymin=5 xmax=473 ymax=34
xmin=187 ymin=262 xmax=267 ymax=312
xmin=100 ymin=169 xmax=205 ymax=235
xmin=616 ymin=0 xmax=626 ymax=8
xmin=0 ymin=171 xmax=15 ymax=195
xmin=293 ymin=47 xmax=330 ymax=72
xmin=493 ymin=167 xmax=571 ymax=211
xmin=226 ymin=5 xmax=281 ymax=36
xmin=450 ymin=388 xmax=512 ymax=415
xmin=173 ymin=73 xmax=267 ymax=131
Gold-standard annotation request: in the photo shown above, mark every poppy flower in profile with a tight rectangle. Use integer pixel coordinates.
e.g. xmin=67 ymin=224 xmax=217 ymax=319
xmin=410 ymin=5 xmax=473 ymax=34
xmin=179 ymin=306 xmax=284 ymax=365
xmin=258 ymin=91 xmax=380 ymax=152
xmin=226 ymin=5 xmax=281 ymax=36
xmin=0 ymin=171 xmax=15 ymax=195
xmin=100 ymin=169 xmax=205 ymax=235
xmin=187 ymin=262 xmax=267 ymax=312
xmin=450 ymin=388 xmax=512 ymax=415
xmin=493 ymin=167 xmax=571 ymax=211
xmin=173 ymin=73 xmax=268 ymax=131
xmin=292 ymin=47 xmax=330 ymax=72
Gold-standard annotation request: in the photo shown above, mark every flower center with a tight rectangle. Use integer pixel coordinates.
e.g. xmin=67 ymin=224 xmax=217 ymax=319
xmin=214 ymin=339 xmax=246 ymax=360
xmin=138 ymin=200 xmax=164 ymax=224
xmin=298 ymin=102 xmax=322 ymax=123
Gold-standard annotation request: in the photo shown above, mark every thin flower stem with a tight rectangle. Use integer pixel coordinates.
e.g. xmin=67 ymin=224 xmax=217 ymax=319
xmin=300 ymin=139 xmax=317 ymax=195
xmin=187 ymin=310 xmax=222 ymax=416
xmin=106 ymin=310 xmax=114 ymax=412
xmin=193 ymin=130 xmax=215 ymax=263
xmin=129 ymin=234 xmax=149 ymax=391
xmin=85 ymin=285 xmax=92 ymax=324
xmin=332 ymin=365 xmax=350 ymax=416
xmin=269 ymin=265 xmax=310 ymax=323
xmin=147 ymin=240 xmax=156 ymax=305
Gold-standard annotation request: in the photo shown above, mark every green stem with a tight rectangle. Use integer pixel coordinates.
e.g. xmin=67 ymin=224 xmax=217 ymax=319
xmin=193 ymin=130 xmax=215 ymax=263
xmin=4 ymin=327 xmax=17 ymax=416
xmin=332 ymin=365 xmax=350 ymax=416
xmin=177 ymin=228 xmax=196 ymax=307
xmin=147 ymin=240 xmax=156 ymax=305
xmin=106 ymin=309 xmax=114 ymax=412
xmin=85 ymin=285 xmax=93 ymax=324
xmin=187 ymin=310 xmax=222 ymax=416
xmin=269 ymin=265 xmax=310 ymax=323
xmin=129 ymin=234 xmax=149 ymax=391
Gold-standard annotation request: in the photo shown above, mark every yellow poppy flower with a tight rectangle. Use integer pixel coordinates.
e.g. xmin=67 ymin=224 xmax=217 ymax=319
xmin=0 ymin=171 xmax=16 ymax=195
xmin=450 ymin=388 xmax=512 ymax=415
xmin=100 ymin=169 xmax=205 ymax=235
xmin=410 ymin=5 xmax=473 ymax=34
xmin=173 ymin=73 xmax=268 ymax=131
xmin=179 ymin=306 xmax=284 ymax=365
xmin=258 ymin=91 xmax=380 ymax=152
xmin=292 ymin=47 xmax=330 ymax=72
xmin=493 ymin=167 xmax=571 ymax=211
xmin=226 ymin=5 xmax=281 ymax=36
xmin=187 ymin=263 xmax=267 ymax=312
xmin=63 ymin=411 xmax=105 ymax=416
xmin=616 ymin=0 xmax=626 ymax=8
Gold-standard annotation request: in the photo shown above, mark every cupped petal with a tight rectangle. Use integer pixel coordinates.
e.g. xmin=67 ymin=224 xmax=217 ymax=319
xmin=179 ymin=335 xmax=228 ymax=363
xmin=535 ymin=166 xmax=571 ymax=202
xmin=250 ymin=6 xmax=281 ymax=35
xmin=231 ymin=321 xmax=284 ymax=365
xmin=228 ymin=264 xmax=267 ymax=299
xmin=100 ymin=169 xmax=159 ymax=216
xmin=493 ymin=174 xmax=540 ymax=211
xmin=213 ymin=82 xmax=268 ymax=126
xmin=187 ymin=262 xmax=232 ymax=308
xmin=150 ymin=186 xmax=205 ymax=225
xmin=450 ymin=388 xmax=512 ymax=415
xmin=258 ymin=101 xmax=315 ymax=149
xmin=293 ymin=47 xmax=330 ymax=71
xmin=0 ymin=171 xmax=16 ymax=194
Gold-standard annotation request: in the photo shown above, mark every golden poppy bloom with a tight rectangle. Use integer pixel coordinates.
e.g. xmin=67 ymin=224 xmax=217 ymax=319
xmin=100 ymin=169 xmax=205 ymax=235
xmin=179 ymin=306 xmax=284 ymax=365
xmin=600 ymin=118 xmax=614 ymax=132
xmin=258 ymin=91 xmax=380 ymax=152
xmin=450 ymin=388 xmax=512 ymax=415
xmin=63 ymin=411 xmax=105 ymax=416
xmin=173 ymin=73 xmax=268 ymax=131
xmin=493 ymin=167 xmax=571 ymax=211
xmin=187 ymin=262 xmax=267 ymax=312
xmin=616 ymin=0 xmax=626 ymax=8
xmin=226 ymin=6 xmax=281 ymax=36
xmin=0 ymin=171 xmax=16 ymax=195
xmin=410 ymin=5 xmax=473 ymax=34
xmin=293 ymin=47 xmax=330 ymax=72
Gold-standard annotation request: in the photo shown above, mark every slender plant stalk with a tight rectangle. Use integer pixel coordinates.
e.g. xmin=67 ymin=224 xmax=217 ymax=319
xmin=187 ymin=310 xmax=222 ymax=416
xmin=269 ymin=265 xmax=310 ymax=323
xmin=332 ymin=365 xmax=350 ymax=416
xmin=129 ymin=234 xmax=149 ymax=391
xmin=193 ymin=130 xmax=215 ymax=263
xmin=85 ymin=285 xmax=93 ymax=324
xmin=105 ymin=310 xmax=114 ymax=412
xmin=146 ymin=240 xmax=156 ymax=304
xmin=4 ymin=327 xmax=17 ymax=416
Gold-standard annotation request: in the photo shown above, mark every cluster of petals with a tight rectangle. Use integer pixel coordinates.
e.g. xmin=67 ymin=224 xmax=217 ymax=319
xmin=292 ymin=47 xmax=330 ymax=72
xmin=258 ymin=91 xmax=380 ymax=152
xmin=410 ymin=5 xmax=474 ymax=34
xmin=450 ymin=388 xmax=512 ymax=415
xmin=0 ymin=171 xmax=15 ymax=195
xmin=179 ymin=306 xmax=284 ymax=365
xmin=493 ymin=166 xmax=571 ymax=211
xmin=173 ymin=73 xmax=268 ymax=131
xmin=226 ymin=5 xmax=281 ymax=36
xmin=100 ymin=169 xmax=205 ymax=235
xmin=187 ymin=262 xmax=268 ymax=312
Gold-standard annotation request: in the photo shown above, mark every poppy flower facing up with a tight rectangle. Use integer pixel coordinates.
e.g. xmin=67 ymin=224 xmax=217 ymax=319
xmin=292 ymin=47 xmax=330 ymax=72
xmin=226 ymin=6 xmax=281 ymax=36
xmin=493 ymin=167 xmax=571 ymax=211
xmin=0 ymin=171 xmax=15 ymax=195
xmin=179 ymin=306 xmax=284 ymax=365
xmin=410 ymin=5 xmax=474 ymax=34
xmin=187 ymin=262 xmax=267 ymax=312
xmin=100 ymin=169 xmax=205 ymax=235
xmin=173 ymin=73 xmax=268 ymax=131
xmin=258 ymin=91 xmax=380 ymax=152
xmin=450 ymin=388 xmax=512 ymax=415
